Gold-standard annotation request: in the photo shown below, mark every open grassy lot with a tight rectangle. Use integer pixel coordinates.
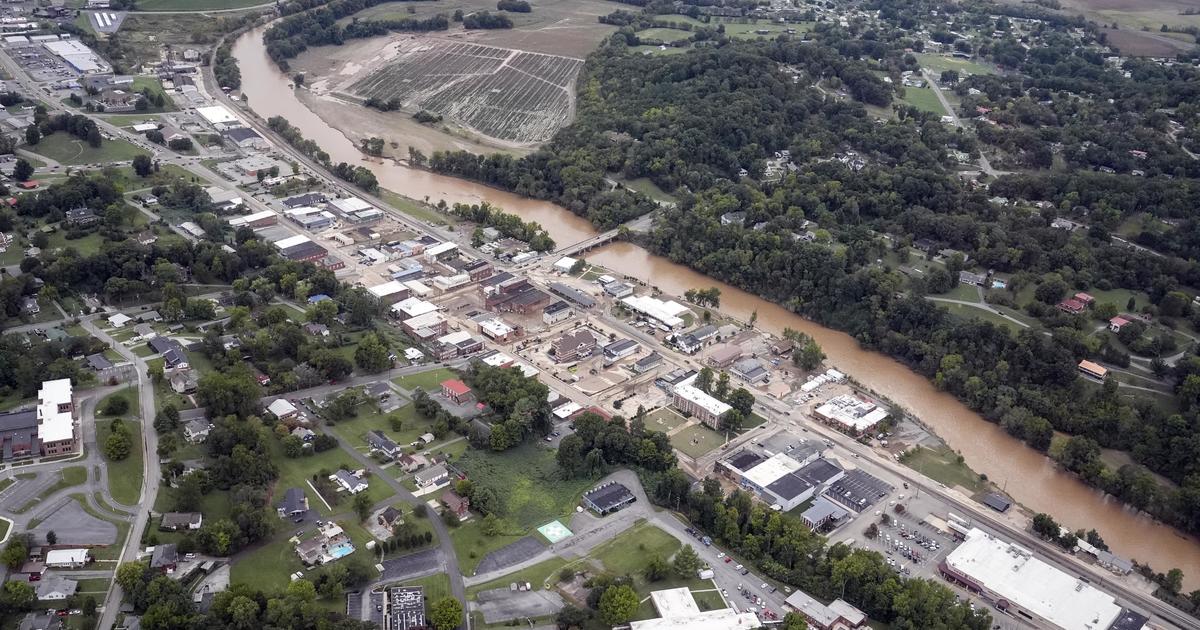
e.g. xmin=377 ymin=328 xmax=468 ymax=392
xmin=937 ymin=282 xmax=982 ymax=303
xmin=393 ymin=368 xmax=458 ymax=393
xmin=27 ymin=134 xmax=145 ymax=166
xmin=456 ymin=444 xmax=594 ymax=530
xmin=669 ymin=424 xmax=726 ymax=459
xmin=75 ymin=578 xmax=111 ymax=594
xmin=916 ymin=53 xmax=997 ymax=76
xmin=630 ymin=45 xmax=692 ymax=56
xmin=637 ymin=28 xmax=692 ymax=42
xmin=153 ymin=487 xmax=233 ymax=523
xmin=331 ymin=403 xmax=428 ymax=453
xmin=133 ymin=0 xmax=268 ymax=11
xmin=900 ymin=86 xmax=946 ymax=116
xmin=938 ymin=302 xmax=1026 ymax=334
xmin=449 ymin=518 xmax=527 ymax=576
xmin=97 ymin=419 xmax=143 ymax=506
xmin=718 ymin=18 xmax=809 ymax=39
xmin=901 ymin=445 xmax=985 ymax=494
xmin=130 ymin=76 xmax=176 ymax=112
xmin=269 ymin=436 xmax=392 ymax=515
xmin=644 ymin=407 xmax=687 ymax=433
xmin=614 ymin=176 xmax=677 ymax=204
xmin=588 ymin=522 xmax=719 ymax=620
xmin=97 ymin=387 xmax=139 ymax=418
xmin=381 ymin=191 xmax=450 ymax=226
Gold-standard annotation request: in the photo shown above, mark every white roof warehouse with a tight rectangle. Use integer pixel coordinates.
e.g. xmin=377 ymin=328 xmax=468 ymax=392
xmin=940 ymin=528 xmax=1123 ymax=630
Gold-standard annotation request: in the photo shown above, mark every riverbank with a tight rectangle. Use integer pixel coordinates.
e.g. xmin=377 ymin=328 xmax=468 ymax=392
xmin=228 ymin=25 xmax=1200 ymax=588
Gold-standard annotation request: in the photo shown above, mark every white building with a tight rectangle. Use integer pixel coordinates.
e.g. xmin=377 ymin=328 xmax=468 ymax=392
xmin=813 ymin=395 xmax=888 ymax=436
xmin=629 ymin=587 xmax=760 ymax=630
xmin=195 ymin=105 xmax=240 ymax=128
xmin=367 ymin=280 xmax=409 ymax=304
xmin=622 ymin=295 xmax=691 ymax=329
xmin=553 ymin=256 xmax=577 ymax=273
xmin=941 ymin=528 xmax=1123 ymax=630
xmin=45 ymin=548 xmax=90 ymax=568
xmin=267 ymin=398 xmax=298 ymax=420
xmin=37 ymin=379 xmax=76 ymax=453
xmin=327 ymin=196 xmax=373 ymax=216
xmin=393 ymin=297 xmax=438 ymax=319
xmin=107 ymin=313 xmax=132 ymax=328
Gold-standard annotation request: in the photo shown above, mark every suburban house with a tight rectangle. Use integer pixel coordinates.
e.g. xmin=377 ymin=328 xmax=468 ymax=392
xmin=160 ymin=512 xmax=203 ymax=531
xmin=268 ymin=398 xmax=298 ymax=421
xmin=440 ymin=380 xmax=474 ymax=405
xmin=108 ymin=313 xmax=133 ymax=328
xmin=291 ymin=426 xmax=315 ymax=442
xmin=377 ymin=506 xmax=404 ymax=531
xmin=295 ymin=521 xmax=355 ymax=566
xmin=784 ymin=591 xmax=866 ymax=630
xmin=1057 ymin=298 xmax=1087 ymax=314
xmin=329 ymin=469 xmax=368 ymax=494
xmin=552 ymin=329 xmax=596 ymax=363
xmin=413 ymin=464 xmax=449 ymax=488
xmin=397 ymin=452 xmax=430 ymax=473
xmin=150 ymin=543 xmax=178 ymax=573
xmin=367 ymin=430 xmax=402 ymax=458
xmin=168 ymin=369 xmax=199 ymax=395
xmin=1078 ymin=359 xmax=1108 ymax=381
xmin=958 ymin=270 xmax=985 ymax=286
xmin=35 ymin=577 xmax=76 ymax=601
xmin=303 ymin=323 xmax=330 ymax=337
xmin=182 ymin=412 xmax=211 ymax=444
xmin=1109 ymin=316 xmax=1131 ymax=332
xmin=441 ymin=490 xmax=470 ymax=519
xmin=277 ymin=487 xmax=309 ymax=518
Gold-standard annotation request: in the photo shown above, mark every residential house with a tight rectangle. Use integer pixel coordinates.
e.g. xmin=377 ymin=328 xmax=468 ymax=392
xmin=168 ymin=369 xmax=199 ymax=395
xmin=133 ymin=323 xmax=156 ymax=340
xmin=1109 ymin=316 xmax=1131 ymax=332
xmin=291 ymin=427 xmax=315 ymax=442
xmin=376 ymin=506 xmax=404 ymax=531
xmin=108 ymin=313 xmax=133 ymax=328
xmin=160 ymin=512 xmax=203 ymax=531
xmin=35 ymin=577 xmax=76 ymax=601
xmin=552 ymin=330 xmax=596 ymax=363
xmin=413 ymin=464 xmax=449 ymax=488
xmin=1057 ymin=298 xmax=1087 ymax=314
xmin=64 ymin=207 xmax=98 ymax=226
xmin=958 ymin=271 xmax=985 ymax=286
xmin=277 ymin=487 xmax=309 ymax=518
xmin=21 ymin=296 xmax=38 ymax=315
xmin=365 ymin=382 xmax=392 ymax=402
xmin=602 ymin=339 xmax=639 ymax=363
xmin=441 ymin=490 xmax=470 ymax=519
xmin=632 ymin=352 xmax=663 ymax=374
xmin=267 ymin=398 xmax=298 ymax=421
xmin=397 ymin=452 xmax=429 ymax=473
xmin=329 ymin=469 xmax=368 ymax=494
xmin=367 ymin=430 xmax=402 ymax=458
xmin=44 ymin=548 xmax=89 ymax=569
xmin=150 ymin=544 xmax=178 ymax=573
xmin=183 ymin=416 xmax=211 ymax=443
xmin=440 ymin=380 xmax=474 ymax=405
xmin=303 ymin=323 xmax=330 ymax=337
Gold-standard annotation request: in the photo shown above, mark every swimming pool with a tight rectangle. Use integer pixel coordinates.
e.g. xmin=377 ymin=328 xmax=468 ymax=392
xmin=329 ymin=543 xmax=354 ymax=559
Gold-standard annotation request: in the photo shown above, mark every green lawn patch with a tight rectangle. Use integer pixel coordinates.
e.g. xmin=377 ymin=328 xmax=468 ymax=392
xmin=393 ymin=368 xmax=459 ymax=393
xmin=331 ymin=403 xmax=427 ymax=452
xmin=0 ymin=478 xmax=14 ymax=494
xmin=456 ymin=444 xmax=594 ymax=530
xmin=13 ymin=466 xmax=87 ymax=513
xmin=718 ymin=18 xmax=806 ymax=39
xmin=937 ymin=282 xmax=982 ymax=303
xmin=269 ymin=436 xmax=392 ymax=515
xmin=75 ymin=578 xmax=111 ymax=593
xmin=153 ymin=487 xmax=233 ymax=523
xmin=900 ymin=445 xmax=986 ymax=493
xmin=97 ymin=419 xmax=143 ymax=506
xmin=614 ymin=176 xmax=677 ymax=204
xmin=135 ymin=0 xmax=270 ymax=8
xmin=25 ymin=133 xmax=146 ymax=166
xmin=915 ymin=53 xmax=997 ymax=76
xmin=900 ymin=86 xmax=946 ymax=116
xmin=130 ymin=76 xmax=176 ymax=112
xmin=644 ymin=407 xmax=687 ymax=432
xmin=938 ymin=302 xmax=1024 ymax=334
xmin=391 ymin=572 xmax=452 ymax=603
xmin=637 ymin=28 xmax=692 ymax=42
xmin=97 ymin=387 xmax=139 ymax=419
xmin=381 ymin=189 xmax=448 ymax=226
xmin=630 ymin=45 xmax=691 ymax=56
xmin=0 ymin=518 xmax=9 ymax=541
xmin=588 ymin=522 xmax=717 ymax=619
xmin=449 ymin=519 xmax=526 ymax=577
xmin=669 ymin=424 xmax=726 ymax=459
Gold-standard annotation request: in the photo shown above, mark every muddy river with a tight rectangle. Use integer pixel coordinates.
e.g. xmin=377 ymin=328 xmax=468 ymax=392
xmin=232 ymin=26 xmax=1200 ymax=585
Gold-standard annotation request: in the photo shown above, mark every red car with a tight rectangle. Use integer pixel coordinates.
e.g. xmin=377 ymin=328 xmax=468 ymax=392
xmin=724 ymin=557 xmax=733 ymax=563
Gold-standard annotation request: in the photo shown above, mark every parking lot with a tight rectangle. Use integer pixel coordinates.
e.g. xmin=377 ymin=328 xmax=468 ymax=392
xmin=824 ymin=468 xmax=894 ymax=512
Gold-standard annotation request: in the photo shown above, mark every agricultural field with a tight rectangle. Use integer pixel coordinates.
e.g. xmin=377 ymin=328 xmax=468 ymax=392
xmin=346 ymin=39 xmax=583 ymax=145
xmin=637 ymin=28 xmax=693 ymax=43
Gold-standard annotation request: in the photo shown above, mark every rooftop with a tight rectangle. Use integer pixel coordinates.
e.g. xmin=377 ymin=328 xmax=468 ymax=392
xmin=673 ymin=374 xmax=732 ymax=417
xmin=743 ymin=452 xmax=802 ymax=489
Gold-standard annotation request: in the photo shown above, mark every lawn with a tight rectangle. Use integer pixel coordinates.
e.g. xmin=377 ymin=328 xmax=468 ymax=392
xmin=331 ymin=403 xmax=428 ymax=453
xmin=14 ymin=466 xmax=87 ymax=513
xmin=630 ymin=45 xmax=691 ymax=56
xmin=615 ymin=176 xmax=677 ymax=204
xmin=0 ymin=518 xmax=8 ymax=541
xmin=97 ymin=387 xmax=139 ymax=419
xmin=587 ymin=522 xmax=718 ymax=620
xmin=134 ymin=0 xmax=270 ymax=9
xmin=669 ymin=424 xmax=726 ymax=459
xmin=96 ymin=419 xmax=144 ymax=506
xmin=637 ymin=28 xmax=692 ymax=42
xmin=381 ymin=189 xmax=449 ymax=226
xmin=456 ymin=444 xmax=595 ymax=530
xmin=718 ymin=18 xmax=807 ymax=39
xmin=75 ymin=578 xmax=111 ymax=593
xmin=152 ymin=487 xmax=234 ymax=523
xmin=900 ymin=86 xmax=946 ymax=116
xmin=901 ymin=445 xmax=986 ymax=493
xmin=26 ymin=133 xmax=146 ymax=166
xmin=644 ymin=407 xmax=687 ymax=433
xmin=231 ymin=517 xmax=375 ymax=594
xmin=130 ymin=76 xmax=176 ymax=112
xmin=916 ymin=53 xmax=997 ymax=76
xmin=937 ymin=282 xmax=982 ymax=303
xmin=938 ymin=302 xmax=1025 ymax=334
xmin=269 ymin=436 xmax=392 ymax=515
xmin=449 ymin=518 xmax=527 ymax=576
xmin=393 ymin=368 xmax=459 ymax=393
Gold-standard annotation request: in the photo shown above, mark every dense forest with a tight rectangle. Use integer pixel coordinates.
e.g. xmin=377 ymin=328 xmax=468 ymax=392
xmin=425 ymin=5 xmax=1200 ymax=538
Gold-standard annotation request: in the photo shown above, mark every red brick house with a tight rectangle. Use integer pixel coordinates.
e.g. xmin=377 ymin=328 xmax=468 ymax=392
xmin=440 ymin=379 xmax=474 ymax=405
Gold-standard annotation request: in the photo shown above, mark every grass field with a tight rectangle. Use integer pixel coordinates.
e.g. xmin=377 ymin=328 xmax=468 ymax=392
xmin=381 ymin=190 xmax=450 ymax=226
xmin=644 ymin=407 xmax=687 ymax=433
xmin=269 ymin=436 xmax=392 ymax=515
xmin=630 ymin=45 xmax=692 ymax=56
xmin=669 ymin=424 xmax=726 ymax=459
xmin=466 ymin=556 xmax=568 ymax=598
xmin=97 ymin=419 xmax=143 ymax=506
xmin=937 ymin=282 xmax=982 ymax=303
xmin=456 ymin=444 xmax=594 ymax=530
xmin=938 ymin=302 xmax=1026 ymax=334
xmin=331 ymin=403 xmax=428 ymax=453
xmin=637 ymin=28 xmax=692 ymax=42
xmin=588 ymin=522 xmax=720 ymax=620
xmin=134 ymin=0 xmax=269 ymax=9
xmin=27 ymin=133 xmax=145 ymax=166
xmin=915 ymin=53 xmax=997 ymax=76
xmin=901 ymin=445 xmax=986 ymax=494
xmin=718 ymin=18 xmax=808 ymax=39
xmin=97 ymin=387 xmax=139 ymax=418
xmin=900 ymin=86 xmax=946 ymax=116
xmin=450 ymin=518 xmax=528 ymax=576
xmin=614 ymin=176 xmax=677 ymax=204
xmin=393 ymin=368 xmax=459 ymax=393
xmin=130 ymin=76 xmax=176 ymax=112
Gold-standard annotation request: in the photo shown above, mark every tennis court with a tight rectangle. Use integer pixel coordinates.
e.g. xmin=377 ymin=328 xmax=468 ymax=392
xmin=537 ymin=520 xmax=573 ymax=544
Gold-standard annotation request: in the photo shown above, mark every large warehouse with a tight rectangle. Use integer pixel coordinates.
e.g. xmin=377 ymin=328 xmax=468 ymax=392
xmin=940 ymin=528 xmax=1125 ymax=630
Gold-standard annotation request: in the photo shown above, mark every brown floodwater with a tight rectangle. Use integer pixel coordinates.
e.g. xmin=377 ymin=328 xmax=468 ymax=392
xmin=233 ymin=27 xmax=1200 ymax=586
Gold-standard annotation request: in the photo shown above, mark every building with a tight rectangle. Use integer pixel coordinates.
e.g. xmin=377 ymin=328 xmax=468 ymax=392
xmin=267 ymin=398 xmax=298 ymax=421
xmin=441 ymin=490 xmax=470 ymax=519
xmin=277 ymin=487 xmax=308 ymax=518
xmin=671 ymin=374 xmax=732 ymax=429
xmin=1108 ymin=316 xmax=1131 ymax=332
xmin=150 ymin=543 xmax=179 ymax=573
xmin=674 ymin=325 xmax=719 ymax=354
xmin=227 ymin=210 xmax=278 ymax=229
xmin=205 ymin=187 xmax=243 ymax=212
xmin=64 ymin=207 xmax=98 ymax=225
xmin=196 ymin=105 xmax=240 ymax=128
xmin=800 ymin=497 xmax=849 ymax=531
xmin=389 ymin=586 xmax=426 ymax=630
xmin=939 ymin=528 xmax=1122 ymax=630
xmin=1078 ymin=360 xmax=1108 ymax=381
xmin=548 ymin=282 xmax=597 ymax=309
xmin=367 ymin=280 xmax=410 ymax=305
xmin=959 ymin=270 xmax=986 ymax=286
xmin=274 ymin=235 xmax=329 ymax=263
xmin=34 ymin=379 xmax=76 ymax=458
xmin=582 ymin=481 xmax=636 ymax=515
xmin=108 ymin=313 xmax=133 ymax=328
xmin=296 ymin=521 xmax=354 ymax=565
xmin=393 ymin=297 xmax=439 ymax=320
xmin=222 ymin=126 xmax=264 ymax=149
xmin=366 ymin=430 xmax=401 ymax=459
xmin=629 ymin=587 xmax=760 ymax=630
xmin=44 ymin=548 xmax=89 ymax=568
xmin=981 ymin=493 xmax=1011 ymax=513
xmin=414 ymin=464 xmax=449 ymax=488
xmin=813 ymin=395 xmax=888 ymax=436
xmin=553 ymin=256 xmax=577 ymax=273
xmin=603 ymin=282 xmax=634 ymax=298
xmin=783 ymin=591 xmax=866 ymax=630
xmin=285 ymin=207 xmax=336 ymax=231
xmin=283 ymin=192 xmax=328 ymax=209
xmin=621 ymin=295 xmax=690 ymax=329
xmin=542 ymin=300 xmax=572 ymax=325
xmin=552 ymin=329 xmax=596 ymax=363
xmin=168 ymin=369 xmax=199 ymax=395
xmin=730 ymin=357 xmax=768 ymax=383
xmin=1057 ymin=298 xmax=1087 ymax=314
xmin=35 ymin=577 xmax=76 ymax=601
xmin=183 ymin=417 xmax=211 ymax=444
xmin=478 ymin=318 xmax=516 ymax=342
xmin=705 ymin=345 xmax=743 ymax=368
xmin=44 ymin=40 xmax=109 ymax=74
xmin=329 ymin=470 xmax=368 ymax=494
xmin=633 ymin=352 xmax=663 ymax=374
xmin=602 ymin=339 xmax=639 ymax=363
xmin=160 ymin=512 xmax=203 ymax=531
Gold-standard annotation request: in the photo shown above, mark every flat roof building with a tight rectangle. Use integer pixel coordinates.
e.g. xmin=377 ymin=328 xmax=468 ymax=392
xmin=940 ymin=528 xmax=1122 ymax=630
xmin=622 ymin=295 xmax=690 ymax=329
xmin=783 ymin=591 xmax=866 ymax=630
xmin=582 ymin=481 xmax=636 ymax=515
xmin=814 ymin=395 xmax=888 ymax=436
xmin=671 ymin=373 xmax=731 ymax=429
xmin=630 ymin=587 xmax=760 ymax=630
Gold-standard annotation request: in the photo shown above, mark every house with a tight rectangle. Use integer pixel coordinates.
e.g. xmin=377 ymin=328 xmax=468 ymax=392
xmin=1074 ymin=292 xmax=1095 ymax=305
xmin=291 ymin=427 xmax=315 ymax=442
xmin=367 ymin=430 xmax=402 ymax=458
xmin=168 ymin=369 xmax=199 ymax=395
xmin=397 ymin=452 xmax=429 ymax=473
xmin=132 ymin=323 xmax=156 ymax=340
xmin=303 ymin=323 xmax=330 ymax=337
xmin=413 ymin=464 xmax=449 ymax=488
xmin=295 ymin=522 xmax=355 ymax=566
xmin=160 ymin=512 xmax=203 ymax=531
xmin=278 ymin=487 xmax=309 ymax=517
xmin=1078 ymin=360 xmax=1108 ymax=381
xmin=138 ymin=311 xmax=163 ymax=323
xmin=377 ymin=506 xmax=404 ymax=530
xmin=267 ymin=398 xmax=298 ymax=421
xmin=1057 ymin=298 xmax=1086 ymax=314
xmin=108 ymin=313 xmax=133 ymax=328
xmin=44 ymin=548 xmax=89 ymax=569
xmin=64 ymin=207 xmax=98 ymax=225
xmin=329 ymin=469 xmax=368 ymax=494
xmin=21 ymin=296 xmax=38 ymax=315
xmin=958 ymin=270 xmax=985 ymax=286
xmin=162 ymin=348 xmax=188 ymax=369
xmin=603 ymin=339 xmax=640 ymax=363
xmin=440 ymin=379 xmax=474 ymax=405
xmin=150 ymin=543 xmax=178 ymax=573
xmin=784 ymin=591 xmax=866 ymax=630
xmin=441 ymin=490 xmax=470 ymax=519
xmin=552 ymin=329 xmax=596 ymax=363
xmin=632 ymin=352 xmax=663 ymax=374
xmin=86 ymin=353 xmax=113 ymax=371
xmin=582 ymin=481 xmax=636 ymax=515
xmin=705 ymin=344 xmax=743 ymax=368
xmin=730 ymin=357 xmax=769 ymax=384
xmin=17 ymin=561 xmax=45 ymax=580
xmin=542 ymin=300 xmax=572 ymax=325
xmin=35 ymin=577 xmax=76 ymax=601
xmin=366 ymin=381 xmax=393 ymax=401
xmin=1108 ymin=316 xmax=1131 ymax=332
xmin=183 ymin=416 xmax=211 ymax=443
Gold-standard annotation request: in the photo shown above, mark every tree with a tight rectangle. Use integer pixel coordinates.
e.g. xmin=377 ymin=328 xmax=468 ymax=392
xmin=644 ymin=553 xmax=669 ymax=581
xmin=101 ymin=395 xmax=130 ymax=416
xmin=354 ymin=333 xmax=391 ymax=373
xmin=556 ymin=604 xmax=590 ymax=629
xmin=104 ymin=425 xmax=132 ymax=460
xmin=46 ymin=530 xmax=57 ymax=546
xmin=86 ymin=125 xmax=102 ymax=148
xmin=0 ymin=580 xmax=35 ymax=612
xmin=168 ymin=137 xmax=194 ymax=151
xmin=797 ymin=338 xmax=825 ymax=370
xmin=0 ymin=536 xmax=28 ymax=569
xmin=24 ymin=124 xmax=39 ymax=146
xmin=12 ymin=158 xmax=32 ymax=182
xmin=481 ymin=513 xmax=501 ymax=537
xmin=782 ymin=612 xmax=810 ymax=629
xmin=353 ymin=493 xmax=372 ymax=522
xmin=115 ymin=561 xmax=148 ymax=591
xmin=1164 ymin=568 xmax=1185 ymax=594
xmin=598 ymin=584 xmax=639 ymax=625
xmin=133 ymin=154 xmax=153 ymax=177
xmin=429 ymin=596 xmax=464 ymax=630
xmin=672 ymin=544 xmax=702 ymax=578
xmin=1031 ymin=512 xmax=1059 ymax=540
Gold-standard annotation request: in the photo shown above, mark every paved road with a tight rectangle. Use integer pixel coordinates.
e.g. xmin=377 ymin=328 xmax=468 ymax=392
xmin=921 ymin=70 xmax=1001 ymax=179
xmin=85 ymin=317 xmax=160 ymax=630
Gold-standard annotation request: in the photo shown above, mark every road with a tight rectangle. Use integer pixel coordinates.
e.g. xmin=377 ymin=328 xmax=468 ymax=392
xmin=84 ymin=316 xmax=160 ymax=630
xmin=921 ymin=70 xmax=1000 ymax=179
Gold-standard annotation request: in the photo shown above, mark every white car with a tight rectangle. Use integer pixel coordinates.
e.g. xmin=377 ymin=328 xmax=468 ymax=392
xmin=734 ymin=564 xmax=744 ymax=570
xmin=716 ymin=552 xmax=726 ymax=559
